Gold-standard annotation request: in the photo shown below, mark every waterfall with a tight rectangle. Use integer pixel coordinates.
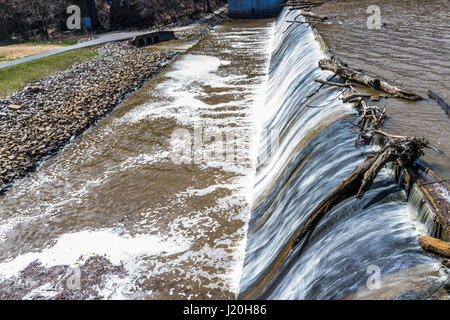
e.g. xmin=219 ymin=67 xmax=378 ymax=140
xmin=239 ymin=8 xmax=447 ymax=300
xmin=406 ymin=185 xmax=436 ymax=236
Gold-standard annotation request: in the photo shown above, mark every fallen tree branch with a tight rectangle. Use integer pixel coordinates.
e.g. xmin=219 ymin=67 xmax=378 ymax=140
xmin=283 ymin=8 xmax=329 ymax=32
xmin=293 ymin=9 xmax=328 ymax=21
xmin=319 ymin=59 xmax=423 ymax=101
xmin=343 ymin=93 xmax=387 ymax=103
xmin=373 ymin=129 xmax=409 ymax=140
xmin=287 ymin=4 xmax=320 ymax=11
xmin=374 ymin=129 xmax=440 ymax=153
xmin=286 ymin=20 xmax=326 ymax=25
xmin=314 ymin=79 xmax=350 ymax=87
xmin=282 ymin=1 xmax=324 ymax=8
xmin=428 ymin=90 xmax=450 ymax=118
xmin=354 ymin=100 xmax=386 ymax=147
xmin=293 ymin=136 xmax=429 ymax=247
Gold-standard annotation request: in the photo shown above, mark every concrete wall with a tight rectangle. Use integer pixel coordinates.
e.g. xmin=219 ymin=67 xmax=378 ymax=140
xmin=131 ymin=31 xmax=175 ymax=47
xmin=228 ymin=0 xmax=286 ymax=18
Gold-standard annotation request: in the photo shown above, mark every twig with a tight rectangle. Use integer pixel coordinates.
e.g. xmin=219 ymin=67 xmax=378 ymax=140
xmin=428 ymin=90 xmax=450 ymax=118
xmin=314 ymin=79 xmax=350 ymax=87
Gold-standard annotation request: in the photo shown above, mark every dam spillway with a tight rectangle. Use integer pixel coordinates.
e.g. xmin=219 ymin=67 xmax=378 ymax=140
xmin=238 ymin=8 xmax=449 ymax=299
xmin=0 ymin=6 xmax=448 ymax=300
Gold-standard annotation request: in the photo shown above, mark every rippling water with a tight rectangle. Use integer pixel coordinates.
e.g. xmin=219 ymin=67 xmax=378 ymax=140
xmin=239 ymin=8 xmax=448 ymax=300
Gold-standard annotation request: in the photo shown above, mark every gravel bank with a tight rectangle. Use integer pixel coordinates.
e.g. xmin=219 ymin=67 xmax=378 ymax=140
xmin=0 ymin=13 xmax=228 ymax=194
xmin=174 ymin=11 xmax=229 ymax=41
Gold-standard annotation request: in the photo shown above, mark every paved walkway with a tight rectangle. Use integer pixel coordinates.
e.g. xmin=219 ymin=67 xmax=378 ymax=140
xmin=0 ymin=7 xmax=226 ymax=70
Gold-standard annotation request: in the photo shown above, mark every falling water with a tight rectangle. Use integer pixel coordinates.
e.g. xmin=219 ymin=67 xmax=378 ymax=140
xmin=0 ymin=7 xmax=447 ymax=300
xmin=239 ymin=8 xmax=448 ymax=300
xmin=406 ymin=185 xmax=436 ymax=236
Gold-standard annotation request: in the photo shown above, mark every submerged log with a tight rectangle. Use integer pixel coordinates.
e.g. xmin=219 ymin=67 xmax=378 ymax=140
xmin=282 ymin=1 xmax=324 ymax=8
xmin=419 ymin=236 xmax=450 ymax=258
xmin=293 ymin=137 xmax=429 ymax=247
xmin=294 ymin=10 xmax=328 ymax=21
xmin=428 ymin=90 xmax=450 ymax=118
xmin=292 ymin=148 xmax=388 ymax=246
xmin=343 ymin=93 xmax=386 ymax=103
xmin=314 ymin=79 xmax=350 ymax=87
xmin=319 ymin=59 xmax=422 ymax=101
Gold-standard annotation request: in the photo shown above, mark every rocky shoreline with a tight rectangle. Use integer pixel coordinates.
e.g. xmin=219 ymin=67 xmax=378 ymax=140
xmin=0 ymin=12 xmax=228 ymax=195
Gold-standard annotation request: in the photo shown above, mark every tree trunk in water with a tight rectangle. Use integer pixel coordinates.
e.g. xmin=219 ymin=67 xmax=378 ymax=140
xmin=293 ymin=146 xmax=393 ymax=246
xmin=319 ymin=59 xmax=422 ymax=101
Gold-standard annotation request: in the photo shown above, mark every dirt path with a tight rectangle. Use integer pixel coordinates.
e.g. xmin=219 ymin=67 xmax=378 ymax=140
xmin=0 ymin=44 xmax=64 ymax=62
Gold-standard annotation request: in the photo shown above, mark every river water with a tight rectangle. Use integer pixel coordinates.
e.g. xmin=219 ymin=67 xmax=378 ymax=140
xmin=0 ymin=4 xmax=448 ymax=300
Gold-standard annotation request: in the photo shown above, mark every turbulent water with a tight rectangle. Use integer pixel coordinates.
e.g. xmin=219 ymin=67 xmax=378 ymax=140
xmin=239 ymin=9 xmax=449 ymax=300
xmin=0 ymin=6 xmax=448 ymax=300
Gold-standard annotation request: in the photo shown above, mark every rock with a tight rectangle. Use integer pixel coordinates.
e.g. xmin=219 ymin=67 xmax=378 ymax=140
xmin=8 ymin=104 xmax=22 ymax=110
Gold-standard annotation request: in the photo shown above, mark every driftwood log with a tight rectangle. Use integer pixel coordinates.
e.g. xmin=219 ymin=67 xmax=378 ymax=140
xmin=292 ymin=10 xmax=328 ymax=21
xmin=354 ymin=100 xmax=386 ymax=148
xmin=319 ymin=59 xmax=422 ymax=101
xmin=283 ymin=2 xmax=330 ymax=33
xmin=343 ymin=93 xmax=385 ymax=103
xmin=282 ymin=1 xmax=324 ymax=9
xmin=428 ymin=90 xmax=450 ymax=118
xmin=419 ymin=236 xmax=450 ymax=258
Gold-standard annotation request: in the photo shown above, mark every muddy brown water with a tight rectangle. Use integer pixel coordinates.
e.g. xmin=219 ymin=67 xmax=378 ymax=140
xmin=314 ymin=0 xmax=450 ymax=178
xmin=0 ymin=20 xmax=271 ymax=299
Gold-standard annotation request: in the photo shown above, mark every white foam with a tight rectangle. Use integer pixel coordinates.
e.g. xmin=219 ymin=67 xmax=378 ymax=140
xmin=0 ymin=229 xmax=190 ymax=279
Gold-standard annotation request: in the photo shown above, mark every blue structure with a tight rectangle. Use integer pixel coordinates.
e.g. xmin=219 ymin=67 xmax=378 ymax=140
xmin=228 ymin=0 xmax=287 ymax=18
xmin=82 ymin=17 xmax=92 ymax=29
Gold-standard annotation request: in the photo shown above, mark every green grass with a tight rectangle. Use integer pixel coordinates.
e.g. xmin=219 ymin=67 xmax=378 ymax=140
xmin=0 ymin=47 xmax=98 ymax=98
xmin=0 ymin=40 xmax=78 ymax=47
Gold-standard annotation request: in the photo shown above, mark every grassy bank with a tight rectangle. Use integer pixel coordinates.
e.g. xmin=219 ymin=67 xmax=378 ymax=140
xmin=0 ymin=47 xmax=97 ymax=98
